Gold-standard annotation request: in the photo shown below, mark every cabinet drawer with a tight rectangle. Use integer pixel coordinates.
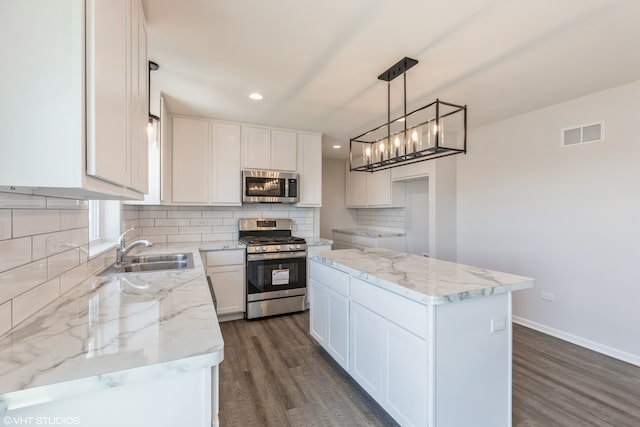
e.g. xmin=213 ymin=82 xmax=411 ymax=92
xmin=206 ymin=249 xmax=244 ymax=266
xmin=351 ymin=278 xmax=428 ymax=339
xmin=310 ymin=261 xmax=350 ymax=297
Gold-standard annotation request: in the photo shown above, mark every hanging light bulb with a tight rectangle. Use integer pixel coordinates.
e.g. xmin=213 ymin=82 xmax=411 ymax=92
xmin=394 ymin=136 xmax=401 ymax=157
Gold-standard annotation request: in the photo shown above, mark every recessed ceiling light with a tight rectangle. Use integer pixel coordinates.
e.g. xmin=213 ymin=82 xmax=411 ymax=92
xmin=332 ymin=145 xmax=342 ymax=149
xmin=249 ymin=92 xmax=263 ymax=100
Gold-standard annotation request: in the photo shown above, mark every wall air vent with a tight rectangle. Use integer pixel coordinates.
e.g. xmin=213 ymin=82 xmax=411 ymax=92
xmin=561 ymin=121 xmax=605 ymax=147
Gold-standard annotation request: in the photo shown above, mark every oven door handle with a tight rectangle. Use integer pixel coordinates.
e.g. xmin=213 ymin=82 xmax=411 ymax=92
xmin=247 ymin=251 xmax=307 ymax=261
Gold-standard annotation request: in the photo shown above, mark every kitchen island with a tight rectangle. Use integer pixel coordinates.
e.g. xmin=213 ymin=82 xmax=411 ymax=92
xmin=309 ymin=248 xmax=534 ymax=427
xmin=0 ymin=246 xmax=222 ymax=427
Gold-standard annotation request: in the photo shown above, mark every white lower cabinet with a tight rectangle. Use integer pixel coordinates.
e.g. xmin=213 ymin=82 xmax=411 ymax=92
xmin=311 ymin=259 xmax=429 ymax=427
xmin=204 ymin=250 xmax=245 ymax=320
xmin=384 ymin=320 xmax=428 ymax=426
xmin=309 ymin=278 xmax=350 ymax=371
xmin=351 ymin=302 xmax=428 ymax=426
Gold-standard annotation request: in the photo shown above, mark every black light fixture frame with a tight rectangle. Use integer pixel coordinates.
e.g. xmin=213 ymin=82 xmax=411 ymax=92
xmin=350 ymin=57 xmax=467 ymax=172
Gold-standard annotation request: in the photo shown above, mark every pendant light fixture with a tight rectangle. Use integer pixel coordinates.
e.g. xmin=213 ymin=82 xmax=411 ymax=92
xmin=350 ymin=57 xmax=467 ymax=172
xmin=147 ymin=61 xmax=159 ymax=148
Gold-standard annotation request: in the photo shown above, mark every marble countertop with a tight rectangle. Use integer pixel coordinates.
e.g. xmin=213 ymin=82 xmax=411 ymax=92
xmin=199 ymin=240 xmax=246 ymax=251
xmin=305 ymin=237 xmax=333 ymax=246
xmin=333 ymin=228 xmax=405 ymax=238
xmin=0 ymin=245 xmax=223 ymax=412
xmin=311 ymin=248 xmax=534 ymax=305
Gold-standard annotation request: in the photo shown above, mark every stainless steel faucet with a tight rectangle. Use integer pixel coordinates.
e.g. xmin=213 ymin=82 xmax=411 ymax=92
xmin=116 ymin=228 xmax=153 ymax=265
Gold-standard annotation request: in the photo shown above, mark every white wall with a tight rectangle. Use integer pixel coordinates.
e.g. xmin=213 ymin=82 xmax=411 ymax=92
xmin=320 ymin=159 xmax=356 ymax=238
xmin=456 ymin=80 xmax=640 ymax=364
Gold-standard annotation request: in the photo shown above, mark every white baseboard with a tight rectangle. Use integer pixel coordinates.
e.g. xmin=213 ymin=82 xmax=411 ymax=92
xmin=512 ymin=316 xmax=640 ymax=367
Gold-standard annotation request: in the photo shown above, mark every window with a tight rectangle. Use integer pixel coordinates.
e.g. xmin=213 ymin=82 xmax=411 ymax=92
xmin=88 ymin=200 xmax=121 ymax=256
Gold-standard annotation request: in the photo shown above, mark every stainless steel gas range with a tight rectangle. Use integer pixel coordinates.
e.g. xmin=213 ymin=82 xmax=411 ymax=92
xmin=239 ymin=218 xmax=307 ymax=319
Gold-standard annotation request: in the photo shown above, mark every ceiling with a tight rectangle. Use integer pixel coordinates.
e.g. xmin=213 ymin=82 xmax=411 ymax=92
xmin=142 ymin=0 xmax=640 ymax=160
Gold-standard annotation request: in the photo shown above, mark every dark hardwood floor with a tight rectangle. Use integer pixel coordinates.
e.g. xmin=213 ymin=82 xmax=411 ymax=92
xmin=218 ymin=311 xmax=640 ymax=427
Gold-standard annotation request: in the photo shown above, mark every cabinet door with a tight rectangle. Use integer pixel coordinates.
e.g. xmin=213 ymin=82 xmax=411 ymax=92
xmin=366 ymin=169 xmax=392 ymax=207
xmin=384 ymin=322 xmax=429 ymax=427
xmin=309 ymin=279 xmax=328 ymax=347
xmin=271 ymin=130 xmax=297 ymax=171
xmin=86 ymin=0 xmax=130 ymax=187
xmin=350 ymin=302 xmax=384 ymax=397
xmin=172 ymin=117 xmax=209 ymax=203
xmin=327 ymin=288 xmax=350 ymax=370
xmin=129 ymin=0 xmax=148 ymax=193
xmin=297 ymin=133 xmax=322 ymax=206
xmin=345 ymin=164 xmax=367 ymax=207
xmin=211 ymin=122 xmax=241 ymax=205
xmin=207 ymin=265 xmax=245 ymax=315
xmin=242 ymin=126 xmax=271 ymax=169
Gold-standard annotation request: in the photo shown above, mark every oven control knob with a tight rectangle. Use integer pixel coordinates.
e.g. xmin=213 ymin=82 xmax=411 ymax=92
xmin=296 ymin=244 xmax=301 ymax=249
xmin=276 ymin=245 xmax=281 ymax=250
xmin=262 ymin=246 xmax=268 ymax=251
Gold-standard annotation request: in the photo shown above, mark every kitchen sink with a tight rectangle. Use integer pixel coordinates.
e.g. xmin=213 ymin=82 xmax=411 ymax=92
xmin=119 ymin=260 xmax=190 ymax=272
xmin=100 ymin=252 xmax=194 ymax=275
xmin=127 ymin=253 xmax=190 ymax=263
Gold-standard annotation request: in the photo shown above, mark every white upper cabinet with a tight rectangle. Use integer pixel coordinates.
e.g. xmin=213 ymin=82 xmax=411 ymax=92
xmin=86 ymin=0 xmax=130 ymax=187
xmin=0 ymin=0 xmax=148 ymax=200
xmin=242 ymin=126 xmax=297 ymax=171
xmin=172 ymin=116 xmax=210 ymax=204
xmin=296 ymin=132 xmax=322 ymax=207
xmin=211 ymin=122 xmax=242 ymax=205
xmin=271 ymin=130 xmax=297 ymax=172
xmin=129 ymin=0 xmax=149 ymax=194
xmin=241 ymin=126 xmax=271 ymax=170
xmin=346 ymin=163 xmax=404 ymax=208
xmin=166 ymin=117 xmax=242 ymax=206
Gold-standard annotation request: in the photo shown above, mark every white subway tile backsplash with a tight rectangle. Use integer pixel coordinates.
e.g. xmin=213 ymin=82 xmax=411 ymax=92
xmin=32 ymin=228 xmax=88 ymax=260
xmin=179 ymin=226 xmax=212 ymax=234
xmin=60 ymin=209 xmax=89 ymax=230
xmin=138 ymin=219 xmax=155 ymax=227
xmin=0 ymin=260 xmax=47 ymax=305
xmin=202 ymin=210 xmax=233 ymax=218
xmin=142 ymin=226 xmax=179 ymax=235
xmin=168 ymin=210 xmax=202 ymax=219
xmin=139 ymin=210 xmax=168 ymax=219
xmin=12 ymin=277 xmax=60 ymax=326
xmin=13 ymin=209 xmax=60 ymax=237
xmin=167 ymin=234 xmax=202 ymax=243
xmin=222 ymin=218 xmax=240 ymax=226
xmin=0 ymin=237 xmax=32 ymax=273
xmin=155 ymin=218 xmax=191 ymax=227
xmin=143 ymin=235 xmax=168 ymax=244
xmin=202 ymin=233 xmax=235 ymax=241
xmin=0 ymin=210 xmax=11 ymax=240
xmin=0 ymin=193 xmax=47 ymax=209
xmin=0 ymin=300 xmax=10 ymax=335
xmin=191 ymin=218 xmax=222 ymax=226
xmin=179 ymin=206 xmax=212 ymax=212
xmin=233 ymin=210 xmax=263 ymax=218
xmin=47 ymin=249 xmax=80 ymax=280
xmin=46 ymin=198 xmax=88 ymax=210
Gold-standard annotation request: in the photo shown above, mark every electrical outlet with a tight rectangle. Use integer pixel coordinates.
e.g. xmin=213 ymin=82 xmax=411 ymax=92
xmin=491 ymin=316 xmax=506 ymax=333
xmin=541 ymin=291 xmax=555 ymax=302
xmin=46 ymin=236 xmax=65 ymax=255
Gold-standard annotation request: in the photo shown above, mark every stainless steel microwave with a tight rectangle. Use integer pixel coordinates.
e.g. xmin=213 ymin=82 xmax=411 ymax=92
xmin=242 ymin=170 xmax=299 ymax=203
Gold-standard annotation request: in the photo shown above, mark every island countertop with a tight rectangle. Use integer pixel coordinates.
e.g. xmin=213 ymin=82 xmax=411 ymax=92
xmin=310 ymin=248 xmax=534 ymax=305
xmin=0 ymin=245 xmax=222 ymax=412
